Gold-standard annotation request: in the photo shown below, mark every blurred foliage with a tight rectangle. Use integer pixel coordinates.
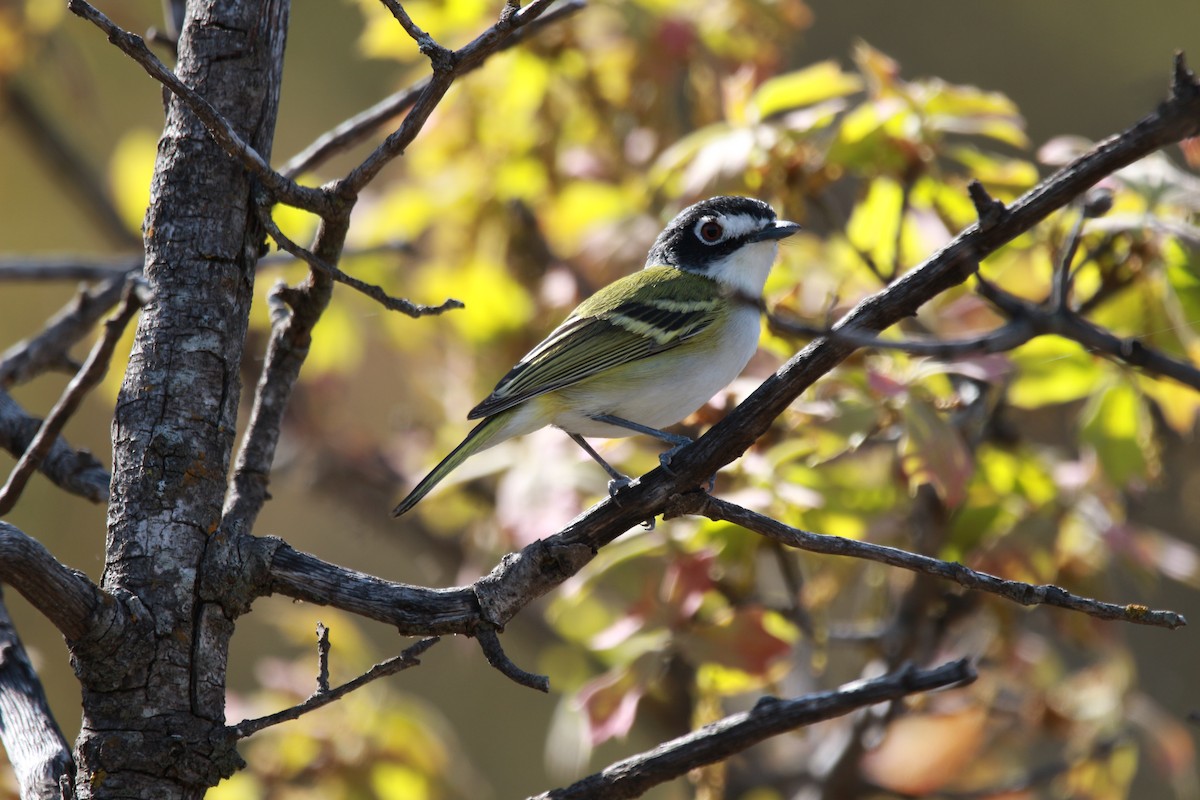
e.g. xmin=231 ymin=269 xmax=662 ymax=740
xmin=2 ymin=0 xmax=1200 ymax=797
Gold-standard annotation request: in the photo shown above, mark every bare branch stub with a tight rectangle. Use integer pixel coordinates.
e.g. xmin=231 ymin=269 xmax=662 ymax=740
xmin=316 ymin=623 xmax=331 ymax=694
xmin=967 ymin=180 xmax=1008 ymax=230
xmin=476 ymin=627 xmax=550 ymax=693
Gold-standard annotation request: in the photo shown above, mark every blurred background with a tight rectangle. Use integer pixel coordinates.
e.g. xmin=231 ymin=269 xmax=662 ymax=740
xmin=1 ymin=0 xmax=1199 ymax=797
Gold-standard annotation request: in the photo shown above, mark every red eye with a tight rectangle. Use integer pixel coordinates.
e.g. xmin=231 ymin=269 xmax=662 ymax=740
xmin=699 ymin=220 xmax=723 ymax=242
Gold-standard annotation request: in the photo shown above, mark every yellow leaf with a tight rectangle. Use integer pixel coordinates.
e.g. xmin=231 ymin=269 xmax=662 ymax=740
xmin=371 ymin=763 xmax=431 ymax=800
xmin=108 ymin=129 xmax=159 ymax=234
xmin=1008 ymin=336 xmax=1102 ymax=407
xmin=750 ymin=60 xmax=864 ymax=121
xmin=306 ymin=302 xmax=365 ymax=376
xmin=418 ymin=256 xmax=532 ymax=344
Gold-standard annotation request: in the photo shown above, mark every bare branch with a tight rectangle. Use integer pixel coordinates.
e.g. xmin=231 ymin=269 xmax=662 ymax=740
xmin=229 ymin=636 xmax=439 ymax=739
xmin=0 ymin=522 xmax=102 ymax=641
xmin=222 ymin=278 xmax=327 ymax=531
xmin=762 ymin=305 xmax=1037 ymax=358
xmin=279 ymin=0 xmax=585 ymax=178
xmin=0 ymin=590 xmax=75 ymax=798
xmin=0 ymin=284 xmax=141 ymax=515
xmin=528 ymin=659 xmax=976 ymax=800
xmin=671 ymin=493 xmax=1187 ymax=629
xmin=0 ymin=390 xmax=110 ymax=503
xmin=974 ymin=277 xmax=1200 ymax=390
xmin=0 ymin=274 xmax=130 ymax=387
xmin=66 ymin=0 xmax=331 ymax=216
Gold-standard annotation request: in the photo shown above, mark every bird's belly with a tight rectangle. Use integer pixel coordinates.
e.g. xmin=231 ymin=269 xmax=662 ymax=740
xmin=547 ymin=308 xmax=761 ymax=438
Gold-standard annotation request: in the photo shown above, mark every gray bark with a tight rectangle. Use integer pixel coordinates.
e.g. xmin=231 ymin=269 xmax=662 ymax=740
xmin=70 ymin=1 xmax=289 ymax=796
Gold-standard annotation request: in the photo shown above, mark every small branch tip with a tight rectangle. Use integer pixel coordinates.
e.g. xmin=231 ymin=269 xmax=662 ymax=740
xmin=968 ymin=180 xmax=1007 ymax=230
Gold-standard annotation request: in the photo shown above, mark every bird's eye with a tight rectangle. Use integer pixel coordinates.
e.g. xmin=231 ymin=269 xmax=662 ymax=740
xmin=698 ymin=219 xmax=724 ymax=243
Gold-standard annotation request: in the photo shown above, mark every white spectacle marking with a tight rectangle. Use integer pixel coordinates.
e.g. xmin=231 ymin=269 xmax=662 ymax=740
xmin=707 ymin=212 xmax=772 ymax=243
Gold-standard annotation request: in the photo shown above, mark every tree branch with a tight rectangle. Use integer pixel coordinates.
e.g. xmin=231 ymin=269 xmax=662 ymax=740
xmin=0 ymin=274 xmax=131 ymax=387
xmin=0 ymin=284 xmax=142 ymax=515
xmin=668 ymin=493 xmax=1186 ymax=629
xmin=0 ymin=522 xmax=101 ymax=641
xmin=66 ymin=0 xmax=331 ymax=216
xmin=0 ymin=590 xmax=75 ymax=799
xmin=258 ymin=206 xmax=463 ymax=317
xmin=0 ymin=390 xmax=110 ymax=503
xmin=340 ymin=0 xmax=563 ymax=193
xmin=528 ymin=659 xmax=976 ymax=800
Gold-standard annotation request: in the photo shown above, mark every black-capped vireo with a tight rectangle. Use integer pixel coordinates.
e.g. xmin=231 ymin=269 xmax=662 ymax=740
xmin=392 ymin=196 xmax=799 ymax=516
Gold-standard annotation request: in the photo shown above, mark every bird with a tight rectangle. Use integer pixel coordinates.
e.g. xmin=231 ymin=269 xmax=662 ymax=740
xmin=392 ymin=195 xmax=800 ymax=517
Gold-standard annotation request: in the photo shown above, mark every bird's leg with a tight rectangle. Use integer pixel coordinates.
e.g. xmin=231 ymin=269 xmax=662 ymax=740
xmin=588 ymin=414 xmax=692 ymax=473
xmin=567 ymin=433 xmax=632 ymax=496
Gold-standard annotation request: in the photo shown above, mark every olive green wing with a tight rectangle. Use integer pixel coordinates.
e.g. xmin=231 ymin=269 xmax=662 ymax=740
xmin=468 ymin=267 xmax=722 ymax=420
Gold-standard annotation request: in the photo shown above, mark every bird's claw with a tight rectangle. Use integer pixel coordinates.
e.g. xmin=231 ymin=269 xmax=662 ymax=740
xmin=607 ymin=476 xmax=632 ymax=497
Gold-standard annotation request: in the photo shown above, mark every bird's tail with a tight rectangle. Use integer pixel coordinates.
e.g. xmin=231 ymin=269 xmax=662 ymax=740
xmin=391 ymin=413 xmax=512 ymax=517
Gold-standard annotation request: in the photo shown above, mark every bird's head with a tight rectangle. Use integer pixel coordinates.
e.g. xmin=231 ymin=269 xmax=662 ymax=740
xmin=645 ymin=196 xmax=801 ymax=296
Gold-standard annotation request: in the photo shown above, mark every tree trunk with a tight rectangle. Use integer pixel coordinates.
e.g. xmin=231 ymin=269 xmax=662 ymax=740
xmin=71 ymin=1 xmax=289 ymax=796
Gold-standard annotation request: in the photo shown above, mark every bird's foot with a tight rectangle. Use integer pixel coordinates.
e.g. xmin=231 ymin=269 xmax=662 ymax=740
xmin=606 ymin=476 xmax=656 ymax=529
xmin=607 ymin=476 xmax=632 ymax=497
xmin=658 ymin=445 xmax=715 ymax=492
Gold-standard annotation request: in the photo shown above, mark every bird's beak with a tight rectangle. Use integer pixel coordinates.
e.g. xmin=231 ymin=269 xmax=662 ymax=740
xmin=751 ymin=220 xmax=802 ymax=242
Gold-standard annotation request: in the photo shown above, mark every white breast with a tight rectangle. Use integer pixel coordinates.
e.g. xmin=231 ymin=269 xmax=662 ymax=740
xmin=548 ymin=303 xmax=762 ymax=438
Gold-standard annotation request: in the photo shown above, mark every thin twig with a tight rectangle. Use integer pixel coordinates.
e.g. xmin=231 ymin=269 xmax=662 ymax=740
xmin=279 ymin=0 xmax=585 ymax=178
xmin=66 ymin=0 xmax=330 ymax=216
xmin=669 ymin=493 xmax=1186 ymax=629
xmin=764 ymin=308 xmax=1037 ymax=358
xmin=0 ymin=284 xmax=142 ymax=515
xmin=0 ymin=391 xmax=110 ymax=503
xmin=1052 ymin=208 xmax=1087 ymax=311
xmin=341 ymin=0 xmax=562 ymax=193
xmin=230 ymin=637 xmax=439 ymax=739
xmin=259 ymin=208 xmax=462 ymax=317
